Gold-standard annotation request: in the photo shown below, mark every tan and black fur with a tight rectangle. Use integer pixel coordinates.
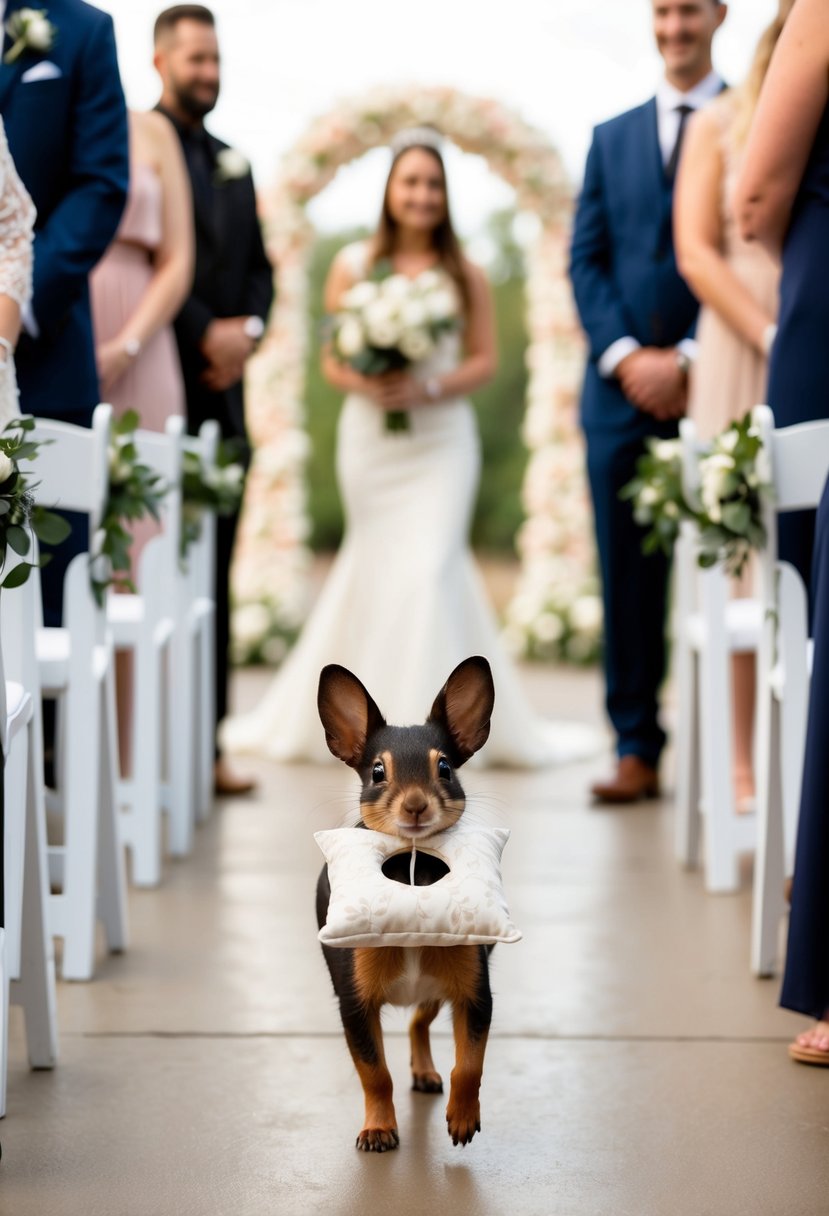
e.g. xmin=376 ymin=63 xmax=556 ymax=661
xmin=316 ymin=656 xmax=495 ymax=1152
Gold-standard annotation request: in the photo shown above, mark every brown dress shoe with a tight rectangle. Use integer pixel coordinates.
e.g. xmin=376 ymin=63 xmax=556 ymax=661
xmin=214 ymin=758 xmax=258 ymax=797
xmin=590 ymin=755 xmax=660 ymax=804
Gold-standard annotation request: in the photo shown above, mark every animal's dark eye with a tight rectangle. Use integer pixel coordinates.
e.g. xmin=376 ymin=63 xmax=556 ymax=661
xmin=372 ymin=761 xmax=386 ymax=784
xmin=438 ymin=757 xmax=452 ymax=782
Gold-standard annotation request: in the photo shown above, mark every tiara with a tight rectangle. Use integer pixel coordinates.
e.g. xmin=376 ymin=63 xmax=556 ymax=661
xmin=390 ymin=126 xmax=444 ymax=158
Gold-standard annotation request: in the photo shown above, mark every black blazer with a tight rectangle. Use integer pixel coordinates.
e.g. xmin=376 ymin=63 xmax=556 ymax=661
xmin=160 ymin=108 xmax=274 ymax=443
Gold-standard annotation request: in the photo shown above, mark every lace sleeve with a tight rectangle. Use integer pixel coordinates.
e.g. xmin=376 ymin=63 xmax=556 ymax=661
xmin=0 ymin=117 xmax=35 ymax=310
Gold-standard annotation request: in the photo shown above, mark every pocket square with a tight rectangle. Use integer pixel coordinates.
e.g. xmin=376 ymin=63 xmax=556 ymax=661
xmin=20 ymin=61 xmax=62 ymax=84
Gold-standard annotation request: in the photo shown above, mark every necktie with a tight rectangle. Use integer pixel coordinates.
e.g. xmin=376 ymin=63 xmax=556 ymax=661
xmin=184 ymin=126 xmax=215 ymax=215
xmin=666 ymin=104 xmax=693 ymax=181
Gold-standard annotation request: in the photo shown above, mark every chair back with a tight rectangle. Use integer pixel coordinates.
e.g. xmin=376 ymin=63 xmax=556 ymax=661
xmin=24 ymin=405 xmax=112 ymax=532
xmin=131 ymin=415 xmax=184 ymax=594
xmin=182 ymin=420 xmax=220 ymax=602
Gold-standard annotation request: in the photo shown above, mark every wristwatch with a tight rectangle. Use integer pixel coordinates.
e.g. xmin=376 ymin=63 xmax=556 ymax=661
xmin=123 ymin=337 xmax=142 ymax=359
xmin=675 ymin=349 xmax=692 ymax=376
xmin=243 ymin=316 xmax=265 ymax=344
xmin=424 ymin=377 xmax=442 ymax=401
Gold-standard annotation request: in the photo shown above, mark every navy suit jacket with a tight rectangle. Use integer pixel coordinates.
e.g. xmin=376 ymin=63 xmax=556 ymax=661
xmin=0 ymin=0 xmax=128 ymax=418
xmin=569 ymin=98 xmax=699 ymax=437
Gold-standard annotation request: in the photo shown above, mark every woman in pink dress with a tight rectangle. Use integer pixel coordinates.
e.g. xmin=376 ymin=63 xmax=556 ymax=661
xmin=91 ymin=108 xmax=194 ymax=768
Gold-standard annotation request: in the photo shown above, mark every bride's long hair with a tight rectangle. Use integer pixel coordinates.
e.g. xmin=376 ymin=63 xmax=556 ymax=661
xmin=371 ymin=141 xmax=471 ymax=312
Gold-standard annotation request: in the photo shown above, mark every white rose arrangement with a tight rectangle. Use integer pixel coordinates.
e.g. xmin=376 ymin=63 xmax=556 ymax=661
xmin=621 ymin=413 xmax=772 ymax=577
xmin=4 ymin=8 xmax=56 ymax=64
xmin=329 ymin=260 xmax=460 ymax=432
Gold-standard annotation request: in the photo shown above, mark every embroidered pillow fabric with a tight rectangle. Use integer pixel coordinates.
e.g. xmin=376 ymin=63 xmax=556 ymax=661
xmin=315 ymin=824 xmax=522 ymax=948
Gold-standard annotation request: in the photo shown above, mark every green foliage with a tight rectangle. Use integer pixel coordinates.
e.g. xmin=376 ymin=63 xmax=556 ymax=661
xmin=0 ymin=416 xmax=71 ymax=589
xmin=304 ymin=212 xmax=529 ymax=553
xmin=92 ymin=410 xmax=168 ymax=605
xmin=181 ymin=438 xmax=246 ymax=559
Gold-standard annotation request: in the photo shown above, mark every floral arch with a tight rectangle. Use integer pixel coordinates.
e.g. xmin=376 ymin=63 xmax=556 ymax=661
xmin=231 ymin=85 xmax=602 ymax=666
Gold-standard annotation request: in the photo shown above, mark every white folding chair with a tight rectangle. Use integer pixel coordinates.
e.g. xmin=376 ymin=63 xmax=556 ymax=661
xmin=179 ymin=421 xmax=219 ymax=834
xmin=673 ymin=416 xmax=762 ymax=892
xmin=108 ymin=416 xmax=184 ymax=887
xmin=28 ymin=404 xmax=128 ymax=981
xmin=0 ymin=556 xmax=59 ymax=1115
xmin=750 ymin=405 xmax=829 ymax=976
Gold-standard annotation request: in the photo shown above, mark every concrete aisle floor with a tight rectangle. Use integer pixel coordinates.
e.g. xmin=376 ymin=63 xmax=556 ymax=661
xmin=3 ymin=662 xmax=828 ymax=1216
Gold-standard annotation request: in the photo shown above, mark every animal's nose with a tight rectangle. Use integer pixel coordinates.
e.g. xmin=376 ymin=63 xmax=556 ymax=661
xmin=403 ymin=790 xmax=429 ymax=818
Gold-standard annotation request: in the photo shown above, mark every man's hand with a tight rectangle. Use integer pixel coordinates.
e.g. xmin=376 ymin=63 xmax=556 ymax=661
xmin=199 ymin=317 xmax=255 ymax=391
xmin=616 ymin=348 xmax=687 ymax=420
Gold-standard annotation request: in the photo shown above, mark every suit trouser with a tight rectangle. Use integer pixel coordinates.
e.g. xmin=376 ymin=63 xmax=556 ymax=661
xmin=586 ymin=428 xmax=671 ymax=767
xmin=214 ymin=503 xmax=241 ymax=758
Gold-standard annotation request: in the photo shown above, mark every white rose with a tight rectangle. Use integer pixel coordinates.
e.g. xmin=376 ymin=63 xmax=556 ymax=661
xmin=400 ymin=299 xmax=428 ymax=330
xmin=754 ymin=447 xmax=772 ymax=486
xmin=216 ymin=148 xmax=250 ymax=180
xmin=424 ymin=288 xmax=457 ymax=323
xmin=25 ymin=15 xmax=52 ymax=48
xmin=232 ymin=602 xmax=271 ymax=645
xmin=570 ymin=595 xmax=603 ymax=633
xmin=342 ymin=281 xmax=378 ymax=310
xmin=218 ymin=464 xmax=244 ymax=490
xmin=533 ymin=612 xmax=564 ymax=644
xmin=652 ymin=439 xmax=681 ymax=463
xmin=364 ymin=299 xmax=401 ymax=348
xmin=717 ymin=429 xmax=740 ymax=454
xmin=336 ymin=316 xmax=366 ymax=359
xmin=638 ymin=485 xmax=660 ymax=507
xmin=0 ymin=451 xmax=14 ymax=482
xmin=381 ymin=274 xmax=412 ymax=302
xmin=399 ymin=329 xmax=434 ymax=362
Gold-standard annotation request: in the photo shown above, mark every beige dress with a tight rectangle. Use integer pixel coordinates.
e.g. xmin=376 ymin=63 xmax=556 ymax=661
xmin=689 ymin=92 xmax=780 ymax=438
xmin=688 ymin=92 xmax=780 ymax=595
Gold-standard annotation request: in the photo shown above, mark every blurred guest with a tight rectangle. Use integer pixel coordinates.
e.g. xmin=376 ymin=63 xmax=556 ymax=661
xmin=153 ymin=4 xmax=274 ymax=796
xmin=90 ymin=107 xmax=194 ymax=772
xmin=91 ymin=108 xmax=193 ymax=560
xmin=0 ymin=0 xmax=128 ymax=624
xmin=733 ymin=0 xmax=829 ymax=1064
xmin=570 ymin=0 xmax=726 ymax=804
xmin=735 ymin=0 xmax=829 ymax=594
xmin=674 ymin=0 xmax=791 ymax=809
xmin=0 ymin=116 xmax=35 ymax=426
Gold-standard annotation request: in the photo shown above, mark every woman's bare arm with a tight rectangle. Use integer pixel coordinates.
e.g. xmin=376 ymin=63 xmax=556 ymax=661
xmin=675 ymin=106 xmax=776 ymax=353
xmin=734 ymin=0 xmax=829 ymax=254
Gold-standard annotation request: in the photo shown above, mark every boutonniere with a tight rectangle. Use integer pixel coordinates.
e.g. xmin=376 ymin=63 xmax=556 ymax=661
xmin=214 ymin=147 xmax=250 ymax=184
xmin=4 ymin=8 xmax=57 ymax=65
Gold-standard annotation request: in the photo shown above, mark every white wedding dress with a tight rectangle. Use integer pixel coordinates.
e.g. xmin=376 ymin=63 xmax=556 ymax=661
xmin=0 ymin=116 xmax=35 ymax=426
xmin=223 ymin=244 xmax=602 ymax=767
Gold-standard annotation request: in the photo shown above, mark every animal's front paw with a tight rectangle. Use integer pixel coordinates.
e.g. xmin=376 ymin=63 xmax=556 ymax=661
xmin=356 ymin=1126 xmax=400 ymax=1152
xmin=411 ymin=1069 xmax=443 ymax=1093
xmin=446 ymin=1101 xmax=481 ymax=1147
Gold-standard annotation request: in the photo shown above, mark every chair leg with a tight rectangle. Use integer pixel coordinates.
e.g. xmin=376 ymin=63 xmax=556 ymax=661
xmin=752 ymin=692 xmax=785 ymax=977
xmin=57 ymin=678 xmax=101 ymax=982
xmin=127 ymin=639 xmax=163 ymax=888
xmin=197 ymin=607 xmax=215 ymax=823
xmin=168 ymin=626 xmax=196 ymax=858
xmin=0 ymin=928 xmax=7 ymax=1118
xmin=699 ymin=573 xmax=741 ymax=893
xmin=675 ymin=645 xmax=701 ymax=868
xmin=97 ymin=666 xmax=128 ymax=954
xmin=12 ymin=713 xmax=59 ymax=1071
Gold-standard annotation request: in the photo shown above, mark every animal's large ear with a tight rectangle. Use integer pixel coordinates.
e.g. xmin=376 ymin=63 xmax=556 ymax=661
xmin=318 ymin=665 xmax=386 ymax=767
xmin=428 ymin=656 xmax=494 ymax=766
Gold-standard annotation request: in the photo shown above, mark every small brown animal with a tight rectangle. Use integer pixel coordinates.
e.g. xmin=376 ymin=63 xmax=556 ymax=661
xmin=316 ymin=655 xmax=496 ymax=1152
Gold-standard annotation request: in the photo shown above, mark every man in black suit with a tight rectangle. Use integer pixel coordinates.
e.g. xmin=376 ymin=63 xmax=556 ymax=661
xmin=154 ymin=4 xmax=273 ymax=795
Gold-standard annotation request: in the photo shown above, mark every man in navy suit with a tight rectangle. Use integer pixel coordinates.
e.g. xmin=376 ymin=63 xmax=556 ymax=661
xmin=154 ymin=5 xmax=274 ymax=796
xmin=0 ymin=0 xmax=128 ymax=621
xmin=570 ymin=0 xmax=726 ymax=803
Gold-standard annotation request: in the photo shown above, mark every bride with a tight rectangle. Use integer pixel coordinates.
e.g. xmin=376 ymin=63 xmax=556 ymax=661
xmin=223 ymin=127 xmax=598 ymax=766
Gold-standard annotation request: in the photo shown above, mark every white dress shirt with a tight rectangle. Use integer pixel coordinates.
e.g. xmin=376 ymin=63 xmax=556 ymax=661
xmin=598 ymin=70 xmax=724 ymax=380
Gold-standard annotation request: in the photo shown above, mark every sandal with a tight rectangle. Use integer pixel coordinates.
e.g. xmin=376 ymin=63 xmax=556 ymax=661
xmin=789 ymin=1041 xmax=829 ymax=1066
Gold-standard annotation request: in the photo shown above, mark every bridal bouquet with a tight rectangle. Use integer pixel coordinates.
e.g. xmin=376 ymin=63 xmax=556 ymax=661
xmin=330 ymin=266 xmax=459 ymax=432
xmin=621 ymin=414 xmax=772 ymax=577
